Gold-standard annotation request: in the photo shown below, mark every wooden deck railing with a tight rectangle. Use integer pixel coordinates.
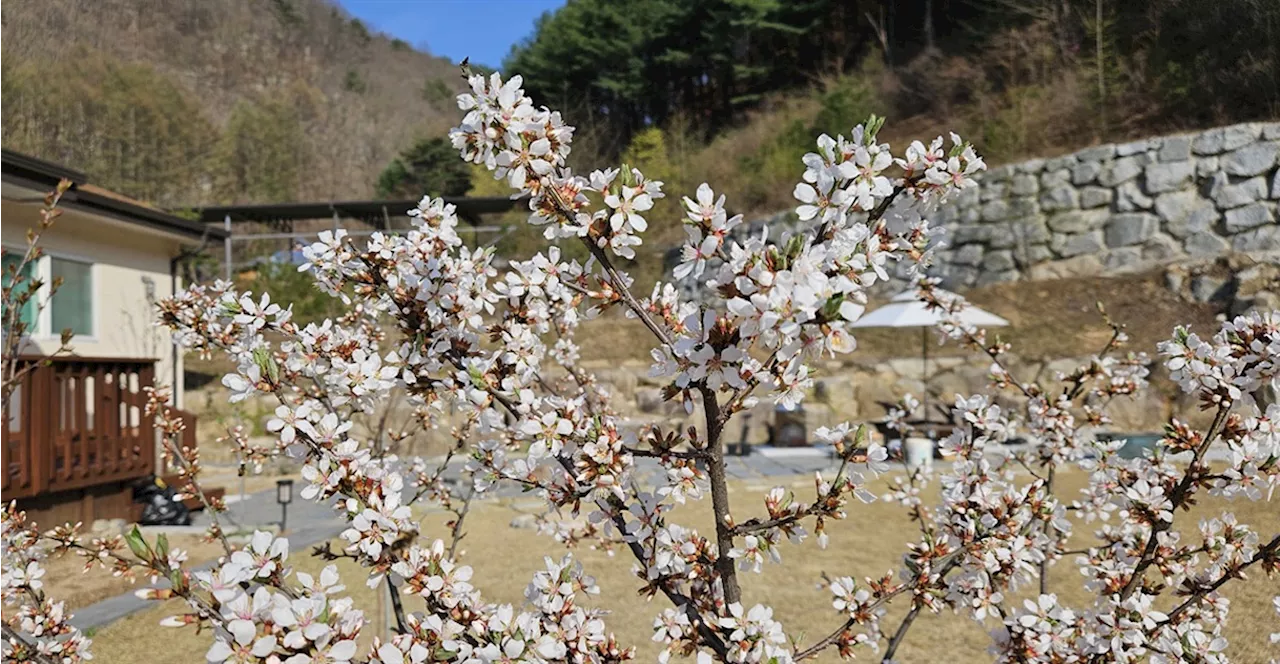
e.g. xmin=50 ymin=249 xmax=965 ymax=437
xmin=2 ymin=357 xmax=158 ymax=500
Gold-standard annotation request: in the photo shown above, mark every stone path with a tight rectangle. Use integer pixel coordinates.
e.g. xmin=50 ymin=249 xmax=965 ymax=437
xmin=71 ymin=485 xmax=348 ymax=631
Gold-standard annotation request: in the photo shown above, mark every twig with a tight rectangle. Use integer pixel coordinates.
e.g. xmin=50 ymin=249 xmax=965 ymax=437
xmin=2 ymin=622 xmax=61 ymax=664
xmin=881 ymin=603 xmax=924 ymax=662
xmin=447 ymin=485 xmax=475 ymax=559
xmin=1118 ymin=404 xmax=1232 ymax=600
xmin=157 ymin=409 xmax=234 ymax=557
xmin=386 ymin=577 xmax=409 ymax=633
xmin=1158 ymin=533 xmax=1280 ymax=625
xmin=1038 ymin=463 xmax=1056 ymax=595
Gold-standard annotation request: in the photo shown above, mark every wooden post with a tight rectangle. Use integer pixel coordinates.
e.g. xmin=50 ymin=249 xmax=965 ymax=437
xmin=139 ymin=363 xmax=156 ymax=478
xmin=30 ymin=362 xmax=49 ymax=496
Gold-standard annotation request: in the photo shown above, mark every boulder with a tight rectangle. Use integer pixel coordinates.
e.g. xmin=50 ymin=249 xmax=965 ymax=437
xmin=1044 ymin=155 xmax=1078 ymax=172
xmin=1116 ymin=139 xmax=1153 ymax=156
xmin=1103 ymin=247 xmax=1144 ymax=272
xmin=1154 ymin=191 xmax=1217 ymax=239
xmin=1144 ymin=161 xmax=1194 ymax=194
xmin=1079 ymin=186 xmax=1113 ymax=209
xmin=1016 ymin=158 xmax=1046 ymax=174
xmin=1105 ymin=213 xmax=1159 ymax=247
xmin=1231 ymin=225 xmax=1280 ymax=252
xmin=1115 ymin=181 xmax=1154 ymax=212
xmin=1158 ymin=135 xmax=1193 ymax=162
xmin=1071 ymin=160 xmax=1102 ymax=185
xmin=1241 ymin=290 xmax=1280 ymax=314
xmin=1190 ymin=274 xmax=1231 ymax=303
xmin=981 ymin=199 xmax=1013 ymax=222
xmin=1075 ymin=145 xmax=1116 ymax=161
xmin=1039 ymin=186 xmax=1078 ymax=212
xmin=986 ymin=222 xmax=1019 ymax=250
xmin=1221 ymin=142 xmax=1279 ymax=177
xmin=1040 ymin=168 xmax=1071 ymax=188
xmin=1192 ymin=124 xmax=1258 ymax=155
xmin=1141 ymin=233 xmax=1182 ymax=262
xmin=982 ymin=250 xmax=1016 ymax=272
xmin=1047 ymin=209 xmax=1108 ymax=234
xmin=951 ymin=224 xmax=991 ymax=244
xmin=1010 ymin=217 xmax=1051 ymax=244
xmin=952 ymin=243 xmax=984 ymax=266
xmin=1224 ymin=202 xmax=1274 ymax=233
xmin=1184 ymin=232 xmax=1229 ymax=258
xmin=1196 ymin=156 xmax=1220 ymax=178
xmin=1010 ymin=173 xmax=1039 ymax=196
xmin=937 ymin=263 xmax=980 ymax=289
xmin=980 ymin=180 xmax=1009 ymax=202
xmin=1099 ymin=155 xmax=1145 ymax=187
xmin=983 ymin=167 xmax=1013 ymax=184
xmin=975 ymin=269 xmax=1020 ymax=287
xmin=1009 ymin=197 xmax=1040 ymax=219
xmin=1212 ymin=176 xmax=1268 ymax=209
xmin=1015 ymin=244 xmax=1054 ymax=267
xmin=1051 ymin=231 xmax=1106 ymax=257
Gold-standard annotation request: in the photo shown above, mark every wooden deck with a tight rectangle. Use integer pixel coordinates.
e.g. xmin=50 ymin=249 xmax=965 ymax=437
xmin=2 ymin=356 xmax=199 ymax=526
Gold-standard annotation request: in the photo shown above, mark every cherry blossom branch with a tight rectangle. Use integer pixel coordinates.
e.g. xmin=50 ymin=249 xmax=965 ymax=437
xmin=1118 ymin=403 xmax=1232 ymax=601
xmin=728 ymin=440 xmax=863 ymax=538
xmin=147 ymin=389 xmax=235 ymax=557
xmin=446 ymin=486 xmax=475 ymax=559
xmin=1159 ymin=532 xmax=1280 ymax=624
xmin=2 ymin=623 xmax=59 ymax=664
xmin=699 ymin=384 xmax=741 ymax=605
xmin=386 ymin=579 xmax=408 ymax=633
xmin=881 ymin=603 xmax=924 ymax=663
xmin=457 ymin=359 xmax=730 ymax=657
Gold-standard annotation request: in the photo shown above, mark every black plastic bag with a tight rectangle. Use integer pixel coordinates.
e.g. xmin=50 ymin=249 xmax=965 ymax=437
xmin=132 ymin=476 xmax=192 ymax=526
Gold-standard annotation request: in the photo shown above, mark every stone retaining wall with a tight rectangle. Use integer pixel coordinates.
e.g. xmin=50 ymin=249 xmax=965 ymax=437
xmin=667 ymin=122 xmax=1279 ymax=295
xmin=930 ymin=122 xmax=1280 ymax=288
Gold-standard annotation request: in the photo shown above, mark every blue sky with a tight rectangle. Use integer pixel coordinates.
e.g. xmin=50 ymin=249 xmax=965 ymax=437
xmin=338 ymin=0 xmax=565 ymax=69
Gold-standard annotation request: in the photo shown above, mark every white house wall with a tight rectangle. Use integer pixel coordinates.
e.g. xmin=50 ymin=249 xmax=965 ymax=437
xmin=1 ymin=198 xmax=187 ymax=409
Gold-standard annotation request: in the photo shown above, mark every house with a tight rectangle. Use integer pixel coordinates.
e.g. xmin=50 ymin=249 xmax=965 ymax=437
xmin=1 ymin=149 xmax=226 ymax=527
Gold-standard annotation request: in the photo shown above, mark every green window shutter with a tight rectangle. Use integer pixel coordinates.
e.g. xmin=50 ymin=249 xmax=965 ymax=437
xmin=51 ymin=257 xmax=93 ymax=337
xmin=2 ymin=251 xmax=38 ymax=333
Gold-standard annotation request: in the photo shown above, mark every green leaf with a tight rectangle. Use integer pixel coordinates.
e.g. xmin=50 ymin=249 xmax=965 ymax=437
xmin=168 ymin=568 xmax=186 ymax=592
xmin=821 ymin=293 xmax=845 ymax=320
xmin=124 ymin=525 xmax=152 ymax=561
xmin=155 ymin=533 xmax=170 ymax=564
xmin=253 ymin=347 xmax=280 ymax=385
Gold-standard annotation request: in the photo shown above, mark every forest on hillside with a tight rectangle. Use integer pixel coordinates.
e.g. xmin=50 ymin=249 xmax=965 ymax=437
xmin=1 ymin=0 xmax=466 ymax=207
xmin=2 ymin=0 xmax=1277 ymax=219
xmin=505 ymin=0 xmax=1280 ymax=210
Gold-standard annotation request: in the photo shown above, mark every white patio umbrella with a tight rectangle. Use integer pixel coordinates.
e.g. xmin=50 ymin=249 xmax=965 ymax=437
xmin=851 ymin=289 xmax=1009 ymax=422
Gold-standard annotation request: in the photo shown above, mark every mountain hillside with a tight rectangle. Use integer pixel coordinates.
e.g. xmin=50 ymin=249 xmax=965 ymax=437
xmin=2 ymin=0 xmax=463 ymax=207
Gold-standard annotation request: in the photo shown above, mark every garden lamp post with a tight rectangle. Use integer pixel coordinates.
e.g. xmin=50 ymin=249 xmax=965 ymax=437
xmin=276 ymin=479 xmax=294 ymax=532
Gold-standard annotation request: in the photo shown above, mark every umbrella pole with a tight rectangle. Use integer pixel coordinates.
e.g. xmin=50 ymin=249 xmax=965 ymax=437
xmin=921 ymin=325 xmax=929 ymax=424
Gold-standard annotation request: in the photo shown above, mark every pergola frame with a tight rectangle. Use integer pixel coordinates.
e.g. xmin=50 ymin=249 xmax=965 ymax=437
xmin=193 ymin=196 xmax=526 ymax=279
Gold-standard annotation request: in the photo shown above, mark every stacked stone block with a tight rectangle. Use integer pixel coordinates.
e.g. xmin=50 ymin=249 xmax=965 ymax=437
xmin=668 ymin=122 xmax=1279 ymax=299
xmin=930 ymin=122 xmax=1279 ymax=288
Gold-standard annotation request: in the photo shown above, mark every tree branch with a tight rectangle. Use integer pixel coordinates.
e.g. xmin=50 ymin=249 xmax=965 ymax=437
xmin=1118 ymin=403 xmax=1232 ymax=601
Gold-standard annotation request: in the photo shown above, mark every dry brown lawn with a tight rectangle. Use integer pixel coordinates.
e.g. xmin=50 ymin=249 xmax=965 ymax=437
xmin=43 ymin=532 xmax=225 ymax=612
xmin=82 ymin=469 xmax=1279 ymax=663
